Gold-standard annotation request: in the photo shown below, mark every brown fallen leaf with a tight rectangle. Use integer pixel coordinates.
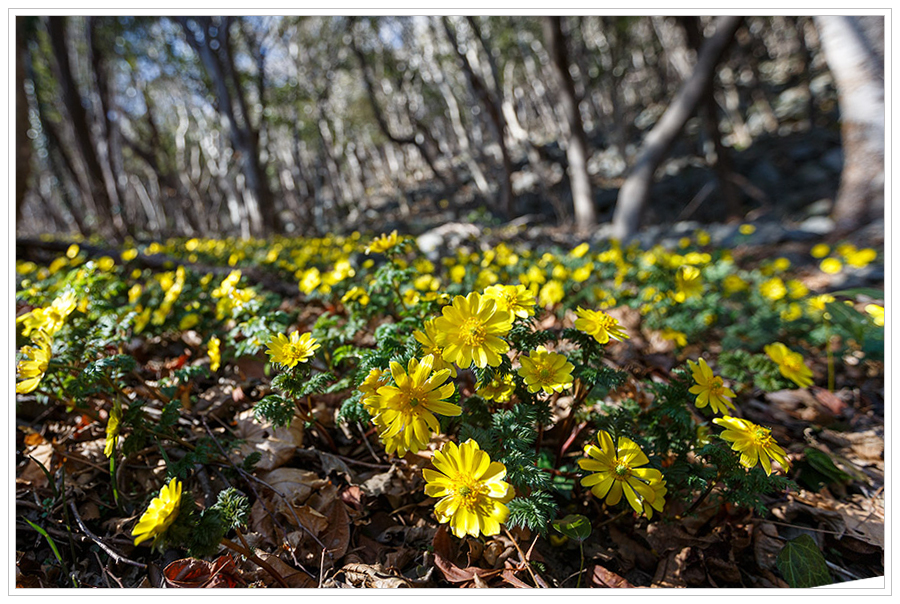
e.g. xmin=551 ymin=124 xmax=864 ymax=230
xmin=252 ymin=552 xmax=317 ymax=588
xmin=163 ymin=556 xmax=245 ymax=588
xmin=432 ymin=527 xmax=503 ymax=585
xmin=753 ymin=523 xmax=783 ymax=571
xmin=232 ymin=409 xmax=304 ymax=472
xmin=589 ymin=564 xmax=635 ymax=588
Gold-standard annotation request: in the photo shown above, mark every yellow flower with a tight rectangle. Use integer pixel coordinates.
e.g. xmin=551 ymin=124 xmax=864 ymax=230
xmin=179 ymin=313 xmax=200 ymax=330
xmin=366 ymin=230 xmax=401 ymax=255
xmin=266 ymin=331 xmax=320 ymax=368
xmin=695 ymin=230 xmax=711 ymax=246
xmin=434 ymin=292 xmax=513 ymax=369
xmin=413 ymin=319 xmax=458 ymax=377
xmin=786 ymin=280 xmax=809 ymax=299
xmin=780 ymin=303 xmax=803 ymax=322
xmin=569 ymin=242 xmax=589 ymax=259
xmin=660 ymin=328 xmax=688 ymax=347
xmin=449 ymin=264 xmax=466 ymax=284
xmin=359 ymin=368 xmax=391 ymax=415
xmin=424 ymin=440 xmax=514 ymax=539
xmin=819 ymin=258 xmax=842 ymax=274
xmin=16 ymin=330 xmax=53 ymax=394
xmin=687 ymin=358 xmax=736 ymax=415
xmin=641 ymin=478 xmax=667 ymax=520
xmin=845 ymin=248 xmax=877 ymax=268
xmin=807 ymin=294 xmax=834 ymax=314
xmin=517 ymin=346 xmax=574 ymax=395
xmin=759 ymin=277 xmax=787 ymax=301
xmin=341 ymin=286 xmax=370 ymax=306
xmin=574 ymin=307 xmax=628 ymax=344
xmin=538 ymin=280 xmax=565 ymax=307
xmin=572 ymin=262 xmax=594 ymax=283
xmin=475 ymin=373 xmax=516 ymax=403
xmin=128 ymin=284 xmax=143 ymax=304
xmin=371 ymin=355 xmax=460 ymax=457
xmin=764 ymin=342 xmax=813 ymax=389
xmin=739 ymin=224 xmax=756 ymax=235
xmin=674 ymin=265 xmax=702 ymax=302
xmin=578 ymin=430 xmax=663 ymax=513
xmin=208 ymin=336 xmax=221 ymax=372
xmin=810 ymin=244 xmax=830 ymax=259
xmin=299 ymin=267 xmax=322 ymax=295
xmin=18 ymin=291 xmax=77 ymax=337
xmin=105 ymin=402 xmax=122 ymax=458
xmin=712 ymin=416 xmax=790 ymax=476
xmin=865 ymin=304 xmax=884 ymax=327
xmin=133 ymin=306 xmax=151 ymax=334
xmin=132 ymin=478 xmax=183 ymax=546
xmin=722 ymin=274 xmax=748 ymax=295
xmin=482 ymin=284 xmax=536 ymax=319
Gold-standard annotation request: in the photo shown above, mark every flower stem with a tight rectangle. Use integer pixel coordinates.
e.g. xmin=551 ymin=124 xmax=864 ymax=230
xmin=577 ymin=540 xmax=585 ymax=588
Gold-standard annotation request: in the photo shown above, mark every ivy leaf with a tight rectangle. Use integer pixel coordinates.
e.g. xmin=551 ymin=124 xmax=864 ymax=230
xmin=776 ymin=534 xmax=832 ymax=588
xmin=552 ymin=514 xmax=592 ymax=542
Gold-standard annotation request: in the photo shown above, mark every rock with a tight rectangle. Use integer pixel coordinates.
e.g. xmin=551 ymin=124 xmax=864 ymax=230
xmin=797 ymin=215 xmax=835 ymax=235
xmin=415 ymin=222 xmax=481 ymax=261
xmin=805 ymin=198 xmax=833 ymax=217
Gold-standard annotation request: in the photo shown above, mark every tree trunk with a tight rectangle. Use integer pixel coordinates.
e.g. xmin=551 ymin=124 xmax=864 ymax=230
xmin=442 ymin=17 xmax=515 ymax=218
xmin=175 ymin=16 xmax=280 ymax=237
xmin=47 ymin=16 xmax=125 ymax=240
xmin=814 ymin=16 xmax=884 ymax=233
xmin=544 ymin=16 xmax=596 ymax=231
xmin=678 ymin=16 xmax=741 ymax=218
xmin=612 ymin=15 xmax=742 ymax=241
xmin=16 ymin=17 xmax=32 ymax=224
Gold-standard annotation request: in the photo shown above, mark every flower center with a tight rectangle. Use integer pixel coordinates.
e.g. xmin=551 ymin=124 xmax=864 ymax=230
xmin=286 ymin=343 xmax=305 ymax=361
xmin=460 ymin=318 xmax=486 ymax=346
xmin=709 ymin=376 xmax=725 ymax=395
xmin=753 ymin=427 xmax=773 ymax=446
xmin=614 ymin=462 xmax=631 ymax=478
xmin=453 ymin=478 xmax=484 ymax=509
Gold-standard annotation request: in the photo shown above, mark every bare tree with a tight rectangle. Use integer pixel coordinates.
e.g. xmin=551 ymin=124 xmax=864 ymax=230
xmin=442 ymin=17 xmax=515 ymax=218
xmin=544 ymin=16 xmax=596 ymax=231
xmin=47 ymin=16 xmax=126 ymax=240
xmin=16 ymin=17 xmax=31 ymax=222
xmin=175 ymin=16 xmax=281 ymax=236
xmin=612 ymin=15 xmax=742 ymax=241
xmin=814 ymin=16 xmax=884 ymax=233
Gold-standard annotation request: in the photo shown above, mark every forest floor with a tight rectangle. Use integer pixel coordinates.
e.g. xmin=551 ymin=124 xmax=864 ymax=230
xmin=14 ymin=204 xmax=884 ymax=589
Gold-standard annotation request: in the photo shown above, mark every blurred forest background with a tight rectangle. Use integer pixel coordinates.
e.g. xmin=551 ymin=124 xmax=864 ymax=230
xmin=14 ymin=15 xmax=885 ymax=242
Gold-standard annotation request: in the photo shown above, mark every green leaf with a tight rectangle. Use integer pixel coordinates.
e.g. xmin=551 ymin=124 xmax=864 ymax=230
xmin=828 ymin=288 xmax=884 ymax=300
xmin=776 ymin=534 xmax=832 ymax=588
xmin=552 ymin=514 xmax=592 ymax=542
xmin=803 ymin=448 xmax=851 ymax=485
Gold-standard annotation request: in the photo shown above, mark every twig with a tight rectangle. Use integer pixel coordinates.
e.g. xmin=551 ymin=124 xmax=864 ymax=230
xmin=318 ymin=548 xmax=327 ymax=588
xmin=220 ymin=538 xmax=290 ymax=588
xmin=69 ymin=501 xmax=148 ymax=569
xmin=502 ymin=526 xmax=542 ymax=588
xmin=357 ymin=421 xmax=382 ymax=463
xmin=333 ymin=453 xmax=393 ymax=470
xmin=679 ymin=473 xmax=721 ymax=519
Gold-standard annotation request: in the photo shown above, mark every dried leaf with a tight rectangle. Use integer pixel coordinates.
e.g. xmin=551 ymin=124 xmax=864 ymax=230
xmin=163 ymin=556 xmax=244 ymax=588
xmin=253 ymin=552 xmax=317 ymax=588
xmin=589 ymin=564 xmax=635 ymax=588
xmin=232 ymin=409 xmax=304 ymax=472
xmin=432 ymin=527 xmax=502 ymax=584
